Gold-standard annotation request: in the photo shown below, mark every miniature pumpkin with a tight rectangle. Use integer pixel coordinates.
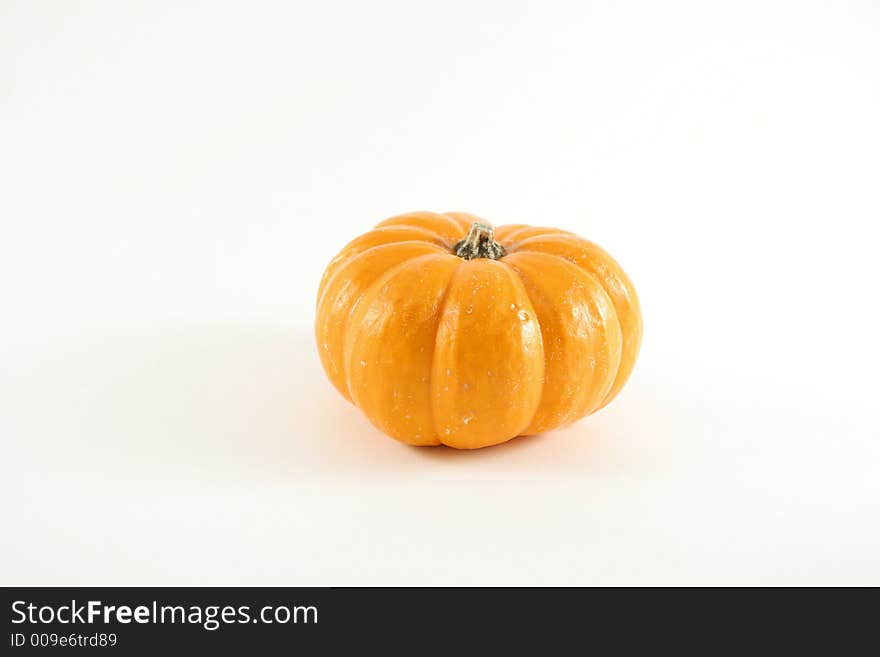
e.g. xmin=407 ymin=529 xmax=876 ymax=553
xmin=316 ymin=211 xmax=642 ymax=449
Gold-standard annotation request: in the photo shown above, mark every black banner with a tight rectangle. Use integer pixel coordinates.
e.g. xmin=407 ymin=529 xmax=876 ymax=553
xmin=1 ymin=587 xmax=873 ymax=652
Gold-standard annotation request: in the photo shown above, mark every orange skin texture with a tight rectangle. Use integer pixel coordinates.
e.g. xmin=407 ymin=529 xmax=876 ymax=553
xmin=315 ymin=211 xmax=642 ymax=449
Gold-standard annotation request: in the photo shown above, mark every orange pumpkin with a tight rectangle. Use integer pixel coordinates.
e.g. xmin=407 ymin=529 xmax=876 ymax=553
xmin=316 ymin=211 xmax=642 ymax=449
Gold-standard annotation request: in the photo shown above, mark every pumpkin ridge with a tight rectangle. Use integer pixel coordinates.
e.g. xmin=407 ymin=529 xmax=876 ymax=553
xmin=506 ymin=252 xmax=623 ymax=433
xmin=371 ymin=223 xmax=447 ymax=243
xmin=495 ymin=259 xmax=546 ymax=440
xmin=317 ymin=241 xmax=445 ymax=401
xmin=498 ymin=258 xmax=549 ymax=438
xmin=440 ymin=212 xmax=477 ymax=232
xmin=513 ymin=233 xmax=642 ymax=409
xmin=364 ymin=225 xmax=445 ymax=247
xmin=492 ymin=224 xmax=530 ymax=243
xmin=593 ymin=278 xmax=627 ymax=410
xmin=428 ymin=258 xmax=464 ymax=445
xmin=374 ymin=211 xmax=466 ymax=247
xmin=502 ymin=226 xmax=573 ymax=250
xmin=506 ymin=255 xmax=555 ymax=433
xmin=343 ymin=251 xmax=460 ymax=413
xmin=424 ymin=258 xmax=464 ymax=445
xmin=431 ymin=259 xmax=545 ymax=447
xmin=317 ymin=240 xmax=447 ymax=313
xmin=318 ymin=228 xmax=446 ymax=303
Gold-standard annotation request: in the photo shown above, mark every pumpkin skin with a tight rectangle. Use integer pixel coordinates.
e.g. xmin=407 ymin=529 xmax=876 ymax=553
xmin=315 ymin=211 xmax=642 ymax=449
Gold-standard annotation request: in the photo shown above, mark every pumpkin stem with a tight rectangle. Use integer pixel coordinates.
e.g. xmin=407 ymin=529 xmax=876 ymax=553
xmin=454 ymin=222 xmax=507 ymax=260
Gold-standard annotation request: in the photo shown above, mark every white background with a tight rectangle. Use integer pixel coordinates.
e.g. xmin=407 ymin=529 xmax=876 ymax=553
xmin=2 ymin=0 xmax=879 ymax=585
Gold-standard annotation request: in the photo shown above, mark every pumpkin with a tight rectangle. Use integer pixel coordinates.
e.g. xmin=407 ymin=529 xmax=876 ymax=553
xmin=315 ymin=211 xmax=642 ymax=449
